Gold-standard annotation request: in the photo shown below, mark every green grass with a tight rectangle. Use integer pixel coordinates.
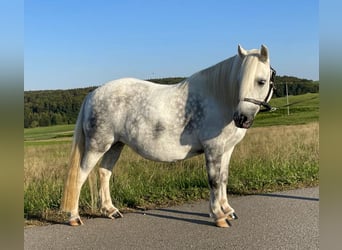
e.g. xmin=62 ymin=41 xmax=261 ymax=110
xmin=254 ymin=93 xmax=319 ymax=127
xmin=24 ymin=124 xmax=74 ymax=141
xmin=109 ymin=152 xmax=209 ymax=209
xmin=24 ymin=93 xmax=319 ymax=224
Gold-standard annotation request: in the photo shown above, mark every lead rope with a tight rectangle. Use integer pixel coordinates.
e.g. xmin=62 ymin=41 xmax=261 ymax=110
xmin=269 ymin=95 xmax=318 ymax=112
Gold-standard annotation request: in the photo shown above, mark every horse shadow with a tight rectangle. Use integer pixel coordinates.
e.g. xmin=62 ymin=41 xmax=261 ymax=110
xmin=139 ymin=208 xmax=214 ymax=227
xmin=255 ymin=193 xmax=319 ymax=201
xmin=139 ymin=192 xmax=319 ymax=227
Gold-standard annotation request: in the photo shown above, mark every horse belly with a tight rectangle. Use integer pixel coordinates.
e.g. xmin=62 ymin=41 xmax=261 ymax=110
xmin=121 ymin=116 xmax=201 ymax=162
xmin=135 ymin=146 xmax=191 ymax=162
xmin=123 ymin=134 xmax=197 ymax=162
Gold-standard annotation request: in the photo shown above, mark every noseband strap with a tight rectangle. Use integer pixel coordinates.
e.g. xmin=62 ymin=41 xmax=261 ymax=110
xmin=243 ymin=67 xmax=276 ymax=112
xmin=243 ymin=97 xmax=273 ymax=112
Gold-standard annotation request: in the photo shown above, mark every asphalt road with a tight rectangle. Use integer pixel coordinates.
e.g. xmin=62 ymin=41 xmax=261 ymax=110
xmin=24 ymin=187 xmax=319 ymax=250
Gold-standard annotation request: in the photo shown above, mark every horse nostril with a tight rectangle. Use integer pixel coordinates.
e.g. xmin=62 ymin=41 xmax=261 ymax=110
xmin=233 ymin=112 xmax=253 ymax=129
xmin=241 ymin=114 xmax=248 ymax=123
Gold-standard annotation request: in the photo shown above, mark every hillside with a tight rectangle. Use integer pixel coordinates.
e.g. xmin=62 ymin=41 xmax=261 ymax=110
xmin=24 ymin=76 xmax=318 ymax=128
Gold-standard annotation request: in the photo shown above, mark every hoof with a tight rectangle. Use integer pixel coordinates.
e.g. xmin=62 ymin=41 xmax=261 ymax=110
xmin=227 ymin=212 xmax=238 ymax=221
xmin=103 ymin=207 xmax=123 ymax=219
xmin=69 ymin=217 xmax=83 ymax=226
xmin=215 ymin=218 xmax=231 ymax=228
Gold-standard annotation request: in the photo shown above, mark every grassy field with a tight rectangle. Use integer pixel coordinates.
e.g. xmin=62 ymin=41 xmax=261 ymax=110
xmin=24 ymin=93 xmax=319 ymax=224
xmin=24 ymin=124 xmax=74 ymax=146
xmin=253 ymin=93 xmax=319 ymax=126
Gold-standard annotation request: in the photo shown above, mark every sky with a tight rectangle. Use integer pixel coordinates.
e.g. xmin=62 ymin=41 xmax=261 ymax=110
xmin=24 ymin=0 xmax=318 ymax=91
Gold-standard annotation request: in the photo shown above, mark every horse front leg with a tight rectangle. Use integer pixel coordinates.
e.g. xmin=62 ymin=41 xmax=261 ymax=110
xmin=219 ymin=180 xmax=238 ymax=221
xmin=206 ymin=147 xmax=238 ymax=228
xmin=205 ymin=151 xmax=231 ymax=228
xmin=219 ymin=148 xmax=238 ymax=221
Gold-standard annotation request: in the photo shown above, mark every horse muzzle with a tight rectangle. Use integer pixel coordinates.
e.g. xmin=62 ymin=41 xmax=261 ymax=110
xmin=233 ymin=112 xmax=254 ymax=129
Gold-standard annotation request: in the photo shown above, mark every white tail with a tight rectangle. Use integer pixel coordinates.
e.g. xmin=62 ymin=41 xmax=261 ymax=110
xmin=60 ymin=97 xmax=99 ymax=213
xmin=60 ymin=99 xmax=86 ymax=212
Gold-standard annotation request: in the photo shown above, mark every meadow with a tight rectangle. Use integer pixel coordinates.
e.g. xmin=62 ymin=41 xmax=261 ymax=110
xmin=24 ymin=93 xmax=319 ymax=224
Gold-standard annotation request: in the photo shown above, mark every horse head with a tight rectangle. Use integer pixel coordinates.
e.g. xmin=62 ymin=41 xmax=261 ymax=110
xmin=233 ymin=44 xmax=275 ymax=129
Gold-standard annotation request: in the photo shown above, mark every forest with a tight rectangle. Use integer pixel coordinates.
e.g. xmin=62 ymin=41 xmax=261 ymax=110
xmin=24 ymin=76 xmax=319 ymax=128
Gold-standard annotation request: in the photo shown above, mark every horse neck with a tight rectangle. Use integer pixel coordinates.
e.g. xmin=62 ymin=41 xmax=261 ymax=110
xmin=186 ymin=56 xmax=242 ymax=107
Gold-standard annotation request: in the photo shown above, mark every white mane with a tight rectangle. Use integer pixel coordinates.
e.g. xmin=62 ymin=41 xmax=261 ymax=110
xmin=181 ymin=49 xmax=263 ymax=107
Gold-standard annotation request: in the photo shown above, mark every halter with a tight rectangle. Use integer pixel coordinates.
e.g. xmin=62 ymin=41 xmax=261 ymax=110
xmin=243 ymin=67 xmax=276 ymax=112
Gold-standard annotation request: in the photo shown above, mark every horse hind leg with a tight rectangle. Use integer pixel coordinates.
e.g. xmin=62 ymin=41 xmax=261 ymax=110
xmin=63 ymin=147 xmax=106 ymax=226
xmin=98 ymin=142 xmax=124 ymax=220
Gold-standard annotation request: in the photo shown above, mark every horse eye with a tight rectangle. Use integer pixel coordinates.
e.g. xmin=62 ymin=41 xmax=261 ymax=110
xmin=258 ymin=80 xmax=266 ymax=86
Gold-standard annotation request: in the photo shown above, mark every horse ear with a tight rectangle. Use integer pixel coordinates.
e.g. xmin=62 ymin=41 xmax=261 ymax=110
xmin=260 ymin=45 xmax=269 ymax=62
xmin=238 ymin=44 xmax=247 ymax=58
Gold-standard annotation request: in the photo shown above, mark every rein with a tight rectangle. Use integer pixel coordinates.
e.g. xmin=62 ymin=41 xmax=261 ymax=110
xmin=243 ymin=67 xmax=277 ymax=112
